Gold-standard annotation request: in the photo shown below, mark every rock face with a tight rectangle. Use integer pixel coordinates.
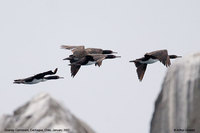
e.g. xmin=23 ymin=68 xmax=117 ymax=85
xmin=150 ymin=53 xmax=200 ymax=133
xmin=0 ymin=93 xmax=95 ymax=133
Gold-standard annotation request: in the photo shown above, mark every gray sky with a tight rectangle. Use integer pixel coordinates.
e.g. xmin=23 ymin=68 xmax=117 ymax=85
xmin=0 ymin=0 xmax=200 ymax=132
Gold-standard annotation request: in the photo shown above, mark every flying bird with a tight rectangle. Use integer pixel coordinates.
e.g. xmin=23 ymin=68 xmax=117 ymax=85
xmin=61 ymin=45 xmax=120 ymax=77
xmin=61 ymin=45 xmax=117 ymax=54
xmin=61 ymin=45 xmax=117 ymax=61
xmin=14 ymin=68 xmax=64 ymax=84
xmin=68 ymin=54 xmax=121 ymax=77
xmin=129 ymin=50 xmax=181 ymax=81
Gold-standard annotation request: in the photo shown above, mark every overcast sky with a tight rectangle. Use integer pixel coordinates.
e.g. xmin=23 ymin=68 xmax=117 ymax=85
xmin=0 ymin=0 xmax=200 ymax=133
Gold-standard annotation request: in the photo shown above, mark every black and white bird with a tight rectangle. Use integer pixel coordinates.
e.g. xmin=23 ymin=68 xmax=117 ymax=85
xmin=61 ymin=45 xmax=117 ymax=54
xmin=68 ymin=54 xmax=121 ymax=77
xmin=61 ymin=45 xmax=120 ymax=77
xmin=14 ymin=68 xmax=64 ymax=84
xmin=61 ymin=45 xmax=117 ymax=61
xmin=129 ymin=50 xmax=181 ymax=81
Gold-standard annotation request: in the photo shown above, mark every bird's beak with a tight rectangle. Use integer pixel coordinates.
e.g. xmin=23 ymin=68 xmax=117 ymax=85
xmin=177 ymin=56 xmax=182 ymax=58
xmin=59 ymin=77 xmax=64 ymax=79
xmin=129 ymin=60 xmax=134 ymax=62
xmin=112 ymin=52 xmax=118 ymax=54
xmin=63 ymin=58 xmax=69 ymax=60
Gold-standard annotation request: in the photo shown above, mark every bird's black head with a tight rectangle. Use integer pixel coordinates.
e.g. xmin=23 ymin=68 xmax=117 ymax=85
xmin=63 ymin=55 xmax=78 ymax=63
xmin=106 ymin=55 xmax=121 ymax=59
xmin=102 ymin=50 xmax=117 ymax=54
xmin=169 ymin=55 xmax=182 ymax=59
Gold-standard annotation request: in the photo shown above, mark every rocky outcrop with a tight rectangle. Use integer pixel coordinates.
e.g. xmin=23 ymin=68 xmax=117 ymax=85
xmin=0 ymin=93 xmax=95 ymax=133
xmin=150 ymin=53 xmax=200 ymax=133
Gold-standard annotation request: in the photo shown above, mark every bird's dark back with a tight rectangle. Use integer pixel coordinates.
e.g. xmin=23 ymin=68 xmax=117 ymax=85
xmin=73 ymin=50 xmax=88 ymax=58
xmin=86 ymin=48 xmax=103 ymax=54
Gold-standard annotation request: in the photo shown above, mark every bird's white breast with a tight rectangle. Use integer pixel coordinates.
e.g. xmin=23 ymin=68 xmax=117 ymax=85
xmin=140 ymin=58 xmax=158 ymax=64
xmin=85 ymin=61 xmax=96 ymax=66
xmin=25 ymin=79 xmax=45 ymax=84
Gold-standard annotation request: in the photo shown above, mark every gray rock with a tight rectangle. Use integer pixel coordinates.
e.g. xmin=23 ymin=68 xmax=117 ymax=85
xmin=150 ymin=53 xmax=200 ymax=133
xmin=0 ymin=93 xmax=95 ymax=133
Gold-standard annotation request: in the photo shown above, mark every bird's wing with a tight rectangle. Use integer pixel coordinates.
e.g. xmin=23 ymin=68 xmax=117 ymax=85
xmin=88 ymin=54 xmax=106 ymax=60
xmin=33 ymin=73 xmax=46 ymax=79
xmin=86 ymin=48 xmax=103 ymax=54
xmin=71 ymin=65 xmax=81 ymax=77
xmin=61 ymin=45 xmax=85 ymax=53
xmin=136 ymin=64 xmax=147 ymax=81
xmin=130 ymin=60 xmax=142 ymax=67
xmin=53 ymin=68 xmax=58 ymax=74
xmin=95 ymin=58 xmax=105 ymax=67
xmin=70 ymin=57 xmax=88 ymax=66
xmin=73 ymin=50 xmax=88 ymax=59
xmin=34 ymin=68 xmax=57 ymax=79
xmin=88 ymin=54 xmax=106 ymax=67
xmin=145 ymin=50 xmax=171 ymax=67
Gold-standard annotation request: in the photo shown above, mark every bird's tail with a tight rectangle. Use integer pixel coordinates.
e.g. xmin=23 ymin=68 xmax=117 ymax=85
xmin=13 ymin=79 xmax=23 ymax=84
